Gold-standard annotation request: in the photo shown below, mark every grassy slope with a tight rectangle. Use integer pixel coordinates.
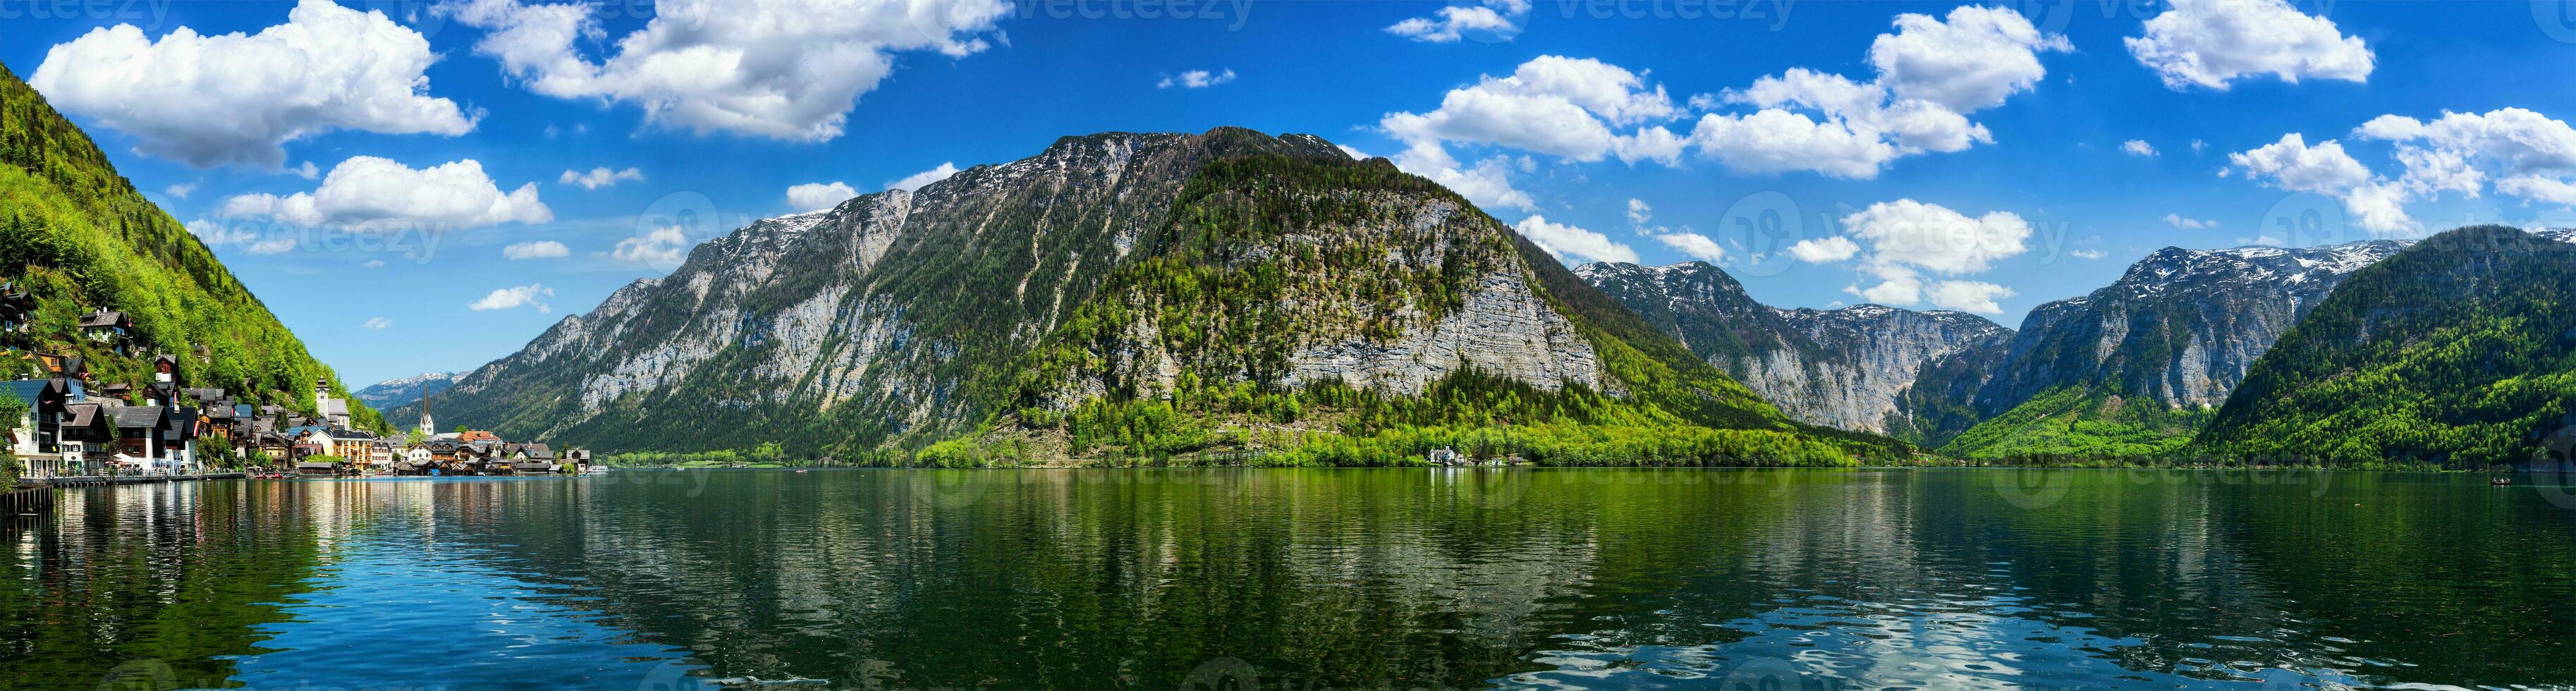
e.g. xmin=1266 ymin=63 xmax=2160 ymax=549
xmin=0 ymin=63 xmax=379 ymax=428
xmin=2190 ymin=226 xmax=2576 ymax=468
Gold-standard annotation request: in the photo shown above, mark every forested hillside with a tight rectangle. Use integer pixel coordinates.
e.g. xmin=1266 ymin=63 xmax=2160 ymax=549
xmin=0 ymin=63 xmax=379 ymax=427
xmin=2192 ymin=226 xmax=2576 ymax=468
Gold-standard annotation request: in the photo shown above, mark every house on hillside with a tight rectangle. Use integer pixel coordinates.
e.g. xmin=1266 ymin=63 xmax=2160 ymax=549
xmin=78 ymin=310 xmax=132 ymax=356
xmin=0 ymin=283 xmax=32 ymax=336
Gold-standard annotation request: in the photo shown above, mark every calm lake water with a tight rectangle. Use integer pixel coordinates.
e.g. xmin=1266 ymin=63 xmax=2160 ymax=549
xmin=5 ymin=468 xmax=2575 ymax=690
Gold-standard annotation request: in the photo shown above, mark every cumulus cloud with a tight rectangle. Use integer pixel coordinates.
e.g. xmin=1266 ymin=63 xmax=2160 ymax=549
xmin=441 ymin=0 xmax=1008 ymax=142
xmin=27 ymin=0 xmax=477 ymax=168
xmin=502 ymin=240 xmax=569 ymax=259
xmin=1927 ymin=280 xmax=2015 ymax=314
xmin=1788 ymin=236 xmax=1862 ymax=263
xmin=2228 ymin=133 xmax=2372 ymax=195
xmin=1625 ymin=198 xmax=1652 ymax=226
xmin=2122 ymin=140 xmax=2157 ymax=157
xmin=165 ymin=183 xmax=196 ymax=200
xmin=469 ymin=283 xmax=555 ymax=312
xmin=886 ymin=162 xmax=960 ymax=192
xmin=611 ymin=226 xmax=691 ymax=267
xmin=786 ymin=181 xmax=861 ymax=212
xmin=1382 ymin=55 xmax=1679 ymax=163
xmin=1513 ymin=215 xmax=1638 ymax=264
xmin=361 ymin=317 xmax=393 ymax=330
xmin=217 ymin=157 xmax=551 ymax=230
xmin=1653 ymin=232 xmax=1726 ymax=264
xmin=1829 ymin=200 xmax=2032 ymax=313
xmin=1157 ymin=69 xmax=1236 ymax=89
xmin=1689 ymin=6 xmax=2063 ymax=178
xmin=558 ymin=166 xmax=642 ymax=190
xmin=1393 ymin=142 xmax=1534 ymax=212
xmin=2126 ymin=0 xmax=2373 ymax=90
xmin=1386 ymin=0 xmax=1528 ymax=43
xmin=1841 ymin=199 xmax=2032 ymax=275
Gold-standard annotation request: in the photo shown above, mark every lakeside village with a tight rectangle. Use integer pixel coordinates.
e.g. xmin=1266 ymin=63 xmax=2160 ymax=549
xmin=1 ymin=301 xmax=592 ymax=484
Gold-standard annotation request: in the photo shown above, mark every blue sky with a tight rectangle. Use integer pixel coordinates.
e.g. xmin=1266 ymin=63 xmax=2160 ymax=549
xmin=8 ymin=0 xmax=2576 ymax=386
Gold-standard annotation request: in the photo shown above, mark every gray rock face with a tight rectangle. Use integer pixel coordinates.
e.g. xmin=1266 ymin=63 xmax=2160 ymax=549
xmin=1974 ymin=240 xmax=2409 ymax=417
xmin=1575 ymin=262 xmax=2008 ymax=434
xmin=410 ymin=128 xmax=1645 ymax=454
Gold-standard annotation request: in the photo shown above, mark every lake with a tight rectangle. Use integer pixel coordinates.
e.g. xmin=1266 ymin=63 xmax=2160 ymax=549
xmin=5 ymin=468 xmax=2575 ymax=689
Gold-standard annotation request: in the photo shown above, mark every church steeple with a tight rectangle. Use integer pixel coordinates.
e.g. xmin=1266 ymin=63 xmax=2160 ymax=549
xmin=417 ymin=396 xmax=436 ymax=436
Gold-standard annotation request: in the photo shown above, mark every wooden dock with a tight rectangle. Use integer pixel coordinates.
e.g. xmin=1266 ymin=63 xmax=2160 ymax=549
xmin=2 ymin=486 xmax=50 ymax=515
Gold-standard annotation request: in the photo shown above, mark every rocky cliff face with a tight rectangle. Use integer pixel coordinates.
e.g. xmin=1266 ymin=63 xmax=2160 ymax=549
xmin=1576 ymin=262 xmax=2008 ymax=437
xmin=419 ymin=128 xmax=1795 ymax=455
xmin=1974 ymin=240 xmax=2407 ymax=417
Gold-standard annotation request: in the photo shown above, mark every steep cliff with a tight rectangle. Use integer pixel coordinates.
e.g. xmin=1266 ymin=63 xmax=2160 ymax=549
xmin=1575 ymin=261 xmax=2009 ymax=441
xmin=1942 ymin=240 xmax=2408 ymax=458
xmin=422 ymin=129 xmax=1879 ymax=464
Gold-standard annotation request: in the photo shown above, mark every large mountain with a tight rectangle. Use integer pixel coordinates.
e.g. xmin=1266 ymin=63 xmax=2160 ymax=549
xmin=2192 ymin=226 xmax=2576 ymax=468
xmin=1939 ymin=240 xmax=2408 ymax=458
xmin=355 ymin=372 xmax=463 ymax=409
xmin=418 ymin=128 xmax=1887 ymax=465
xmin=1575 ymin=261 xmax=2009 ymax=444
xmin=0 ymin=64 xmax=376 ymax=427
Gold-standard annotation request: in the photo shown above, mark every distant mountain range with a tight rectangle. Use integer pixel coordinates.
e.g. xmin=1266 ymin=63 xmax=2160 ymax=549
xmin=354 ymin=372 xmax=465 ymax=409
xmin=1581 ymin=228 xmax=2576 ymax=467
xmin=393 ymin=122 xmax=2576 ymax=469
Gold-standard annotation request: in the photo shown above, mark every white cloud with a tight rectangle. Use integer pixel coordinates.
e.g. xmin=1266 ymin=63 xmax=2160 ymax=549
xmin=2162 ymin=213 xmax=2214 ymax=229
xmin=1386 ymin=0 xmax=1528 ymax=43
xmin=1687 ymin=6 xmax=2061 ymax=178
xmin=557 ymin=166 xmax=642 ymax=190
xmin=2122 ymin=140 xmax=2157 ymax=157
xmin=1382 ymin=55 xmax=1678 ymax=164
xmin=1392 ymin=142 xmax=1534 ymax=212
xmin=468 ymin=283 xmax=555 ymax=312
xmin=886 ymin=162 xmax=960 ymax=192
xmin=1157 ymin=69 xmax=1236 ymax=89
xmin=611 ymin=226 xmax=691 ymax=267
xmin=502 ymin=240 xmax=570 ymax=259
xmin=441 ymin=0 xmax=1008 ymax=142
xmin=1787 ymin=236 xmax=1862 ymax=263
xmin=2068 ymin=249 xmax=2106 ymax=259
xmin=1867 ymin=6 xmax=2070 ymax=112
xmin=245 ymin=237 xmax=298 ymax=255
xmin=362 ymin=317 xmax=393 ymax=330
xmin=1927 ymin=280 xmax=2015 ymax=314
xmin=2191 ymin=139 xmax=2209 ymax=154
xmin=289 ymin=161 xmax=320 ymax=179
xmin=2126 ymin=0 xmax=2372 ymax=90
xmin=1625 ymin=198 xmax=1652 ymax=226
xmin=2228 ymin=133 xmax=2372 ymax=195
xmin=217 ymin=156 xmax=551 ymax=230
xmin=1841 ymin=199 xmax=2032 ymax=275
xmin=1653 ymin=232 xmax=1726 ymax=264
xmin=164 ymin=183 xmax=196 ymax=200
xmin=362 ymin=259 xmax=386 ymax=268
xmin=28 ymin=0 xmax=476 ymax=168
xmin=1513 ymin=215 xmax=1638 ymax=264
xmin=786 ymin=181 xmax=861 ymax=212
